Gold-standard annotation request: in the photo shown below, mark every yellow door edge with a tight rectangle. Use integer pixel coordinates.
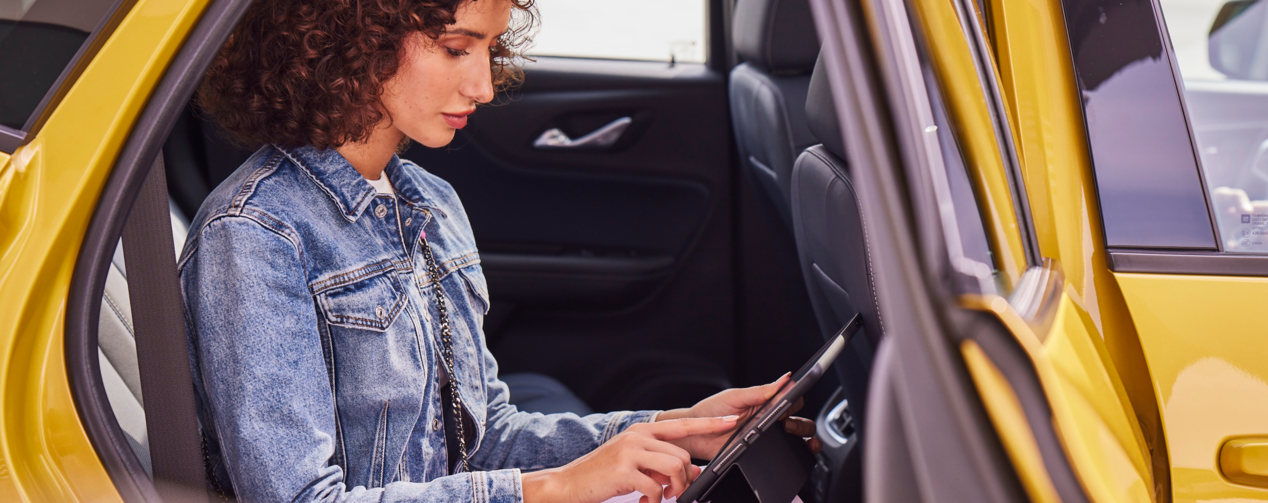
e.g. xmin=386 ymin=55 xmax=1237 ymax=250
xmin=962 ymin=338 xmax=1063 ymax=503
xmin=962 ymin=293 xmax=1156 ymax=502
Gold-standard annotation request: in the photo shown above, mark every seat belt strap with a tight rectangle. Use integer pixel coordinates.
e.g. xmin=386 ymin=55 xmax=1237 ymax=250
xmin=121 ymin=155 xmax=208 ymax=500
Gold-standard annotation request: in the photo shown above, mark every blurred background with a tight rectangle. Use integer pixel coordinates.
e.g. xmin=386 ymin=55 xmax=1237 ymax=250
xmin=527 ymin=0 xmax=708 ymax=63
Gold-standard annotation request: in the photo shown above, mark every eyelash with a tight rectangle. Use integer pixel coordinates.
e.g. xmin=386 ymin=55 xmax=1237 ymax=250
xmin=445 ymin=47 xmax=470 ymax=57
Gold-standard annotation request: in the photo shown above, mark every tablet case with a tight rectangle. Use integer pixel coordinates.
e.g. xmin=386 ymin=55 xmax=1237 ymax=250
xmin=693 ymin=426 xmax=815 ymax=503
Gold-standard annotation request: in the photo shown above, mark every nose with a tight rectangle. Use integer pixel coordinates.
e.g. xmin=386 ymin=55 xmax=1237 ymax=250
xmin=462 ymin=53 xmax=495 ymax=104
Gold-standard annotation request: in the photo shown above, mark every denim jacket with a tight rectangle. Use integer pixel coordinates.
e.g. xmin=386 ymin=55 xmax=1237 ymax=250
xmin=178 ymin=145 xmax=655 ymax=502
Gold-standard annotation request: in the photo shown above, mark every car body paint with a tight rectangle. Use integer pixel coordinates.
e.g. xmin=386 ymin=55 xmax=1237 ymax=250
xmin=0 ymin=0 xmax=209 ymax=498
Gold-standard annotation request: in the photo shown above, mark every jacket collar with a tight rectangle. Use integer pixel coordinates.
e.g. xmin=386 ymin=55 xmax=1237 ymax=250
xmin=276 ymin=144 xmax=442 ymax=222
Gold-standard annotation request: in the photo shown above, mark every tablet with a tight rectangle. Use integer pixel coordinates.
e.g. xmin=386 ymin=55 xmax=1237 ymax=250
xmin=677 ymin=313 xmax=862 ymax=503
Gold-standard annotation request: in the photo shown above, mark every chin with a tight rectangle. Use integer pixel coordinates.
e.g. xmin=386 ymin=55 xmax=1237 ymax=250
xmin=414 ymin=129 xmax=458 ymax=149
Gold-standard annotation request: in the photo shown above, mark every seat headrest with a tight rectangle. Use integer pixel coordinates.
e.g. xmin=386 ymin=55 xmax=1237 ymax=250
xmin=733 ymin=0 xmax=819 ymax=73
xmin=806 ymin=50 xmax=845 ymax=159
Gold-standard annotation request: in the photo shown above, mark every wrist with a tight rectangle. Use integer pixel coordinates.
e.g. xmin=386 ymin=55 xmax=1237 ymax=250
xmin=655 ymin=408 xmax=691 ymax=422
xmin=521 ymin=468 xmax=563 ymax=503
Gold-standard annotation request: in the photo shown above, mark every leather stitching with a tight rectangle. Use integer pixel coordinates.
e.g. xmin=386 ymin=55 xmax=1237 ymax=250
xmin=808 ymin=147 xmax=886 ymax=337
xmin=102 ymin=289 xmax=134 ymax=338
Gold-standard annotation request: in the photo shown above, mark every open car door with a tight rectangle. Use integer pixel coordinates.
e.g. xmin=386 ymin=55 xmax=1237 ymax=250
xmin=809 ymin=0 xmax=1177 ymax=500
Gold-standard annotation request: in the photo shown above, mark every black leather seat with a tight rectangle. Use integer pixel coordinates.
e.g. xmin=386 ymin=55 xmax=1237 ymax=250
xmin=790 ymin=52 xmax=883 ymax=424
xmin=730 ymin=0 xmax=821 ymax=228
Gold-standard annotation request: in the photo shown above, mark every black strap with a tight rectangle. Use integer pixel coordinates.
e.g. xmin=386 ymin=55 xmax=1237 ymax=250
xmin=122 ymin=155 xmax=209 ymax=500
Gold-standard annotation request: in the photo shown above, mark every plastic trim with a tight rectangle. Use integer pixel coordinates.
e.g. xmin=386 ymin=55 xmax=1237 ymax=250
xmin=0 ymin=125 xmax=22 ymax=152
xmin=949 ymin=0 xmax=1042 ymax=266
xmin=1109 ymin=250 xmax=1268 ymax=276
xmin=64 ymin=0 xmax=253 ymax=500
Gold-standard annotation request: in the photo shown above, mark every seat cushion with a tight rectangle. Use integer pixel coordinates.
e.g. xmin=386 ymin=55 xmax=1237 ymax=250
xmin=501 ymin=372 xmax=593 ymax=416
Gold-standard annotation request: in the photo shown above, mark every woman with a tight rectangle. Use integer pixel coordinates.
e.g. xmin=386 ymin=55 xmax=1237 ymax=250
xmin=180 ymin=0 xmax=817 ymax=501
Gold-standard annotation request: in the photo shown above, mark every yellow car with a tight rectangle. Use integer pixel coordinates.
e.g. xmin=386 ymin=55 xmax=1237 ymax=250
xmin=0 ymin=0 xmax=1265 ymax=500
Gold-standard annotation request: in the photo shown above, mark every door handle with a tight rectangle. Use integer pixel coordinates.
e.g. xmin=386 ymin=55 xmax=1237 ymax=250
xmin=1221 ymin=438 xmax=1268 ymax=486
xmin=533 ymin=116 xmax=632 ymax=150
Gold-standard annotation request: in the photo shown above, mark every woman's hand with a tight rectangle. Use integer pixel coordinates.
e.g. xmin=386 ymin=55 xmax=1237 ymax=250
xmin=521 ymin=416 xmax=738 ymax=503
xmin=655 ymin=374 xmax=821 ymax=460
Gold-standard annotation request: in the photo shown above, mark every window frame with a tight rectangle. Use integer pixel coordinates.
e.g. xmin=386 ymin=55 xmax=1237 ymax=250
xmin=1111 ymin=0 xmax=1268 ymax=274
xmin=1051 ymin=0 xmax=1268 ymax=276
xmin=0 ymin=0 xmax=136 ymax=153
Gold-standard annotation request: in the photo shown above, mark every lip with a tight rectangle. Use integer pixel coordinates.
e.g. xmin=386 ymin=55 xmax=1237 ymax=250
xmin=442 ymin=109 xmax=475 ymax=129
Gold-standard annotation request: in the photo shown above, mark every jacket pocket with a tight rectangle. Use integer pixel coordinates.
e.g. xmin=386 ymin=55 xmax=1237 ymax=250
xmin=316 ymin=267 xmax=405 ymax=332
xmin=457 ymin=264 xmax=490 ymax=316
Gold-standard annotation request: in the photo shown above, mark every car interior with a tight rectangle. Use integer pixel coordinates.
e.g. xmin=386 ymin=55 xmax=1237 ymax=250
xmin=89 ymin=0 xmax=884 ymax=501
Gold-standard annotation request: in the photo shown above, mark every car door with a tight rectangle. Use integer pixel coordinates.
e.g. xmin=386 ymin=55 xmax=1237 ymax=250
xmin=401 ymin=0 xmax=825 ymax=413
xmin=1051 ymin=0 xmax=1268 ymax=498
xmin=0 ymin=0 xmax=215 ymax=499
xmin=809 ymin=0 xmax=1175 ymax=500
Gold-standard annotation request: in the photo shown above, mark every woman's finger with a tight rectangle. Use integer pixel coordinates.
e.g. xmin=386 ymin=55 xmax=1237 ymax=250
xmin=717 ymin=373 xmax=792 ymax=410
xmin=631 ymin=437 xmax=696 ymax=493
xmin=755 ymin=373 xmax=792 ymax=401
xmin=807 ymin=436 xmax=823 ymax=454
xmin=631 ymin=469 xmax=667 ymax=503
xmin=637 ymin=451 xmax=692 ymax=499
xmin=783 ymin=416 xmax=816 ymax=437
xmin=642 ymin=416 xmax=739 ymax=441
xmin=783 ymin=397 xmax=805 ymax=418
xmin=635 ymin=433 xmax=694 ymax=467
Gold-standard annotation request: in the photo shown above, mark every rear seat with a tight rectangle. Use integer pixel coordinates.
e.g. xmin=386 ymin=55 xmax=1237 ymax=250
xmin=99 ymin=198 xmax=591 ymax=478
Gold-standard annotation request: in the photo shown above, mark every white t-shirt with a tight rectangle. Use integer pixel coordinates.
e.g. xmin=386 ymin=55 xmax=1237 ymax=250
xmin=367 ymin=172 xmax=393 ymax=195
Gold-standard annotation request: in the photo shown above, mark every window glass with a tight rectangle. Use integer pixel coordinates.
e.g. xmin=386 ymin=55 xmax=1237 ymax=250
xmin=528 ymin=0 xmax=708 ymax=63
xmin=1056 ymin=0 xmax=1217 ymax=250
xmin=1160 ymin=0 xmax=1268 ymax=251
xmin=924 ymin=63 xmax=1001 ymax=293
xmin=0 ymin=0 xmax=119 ymax=131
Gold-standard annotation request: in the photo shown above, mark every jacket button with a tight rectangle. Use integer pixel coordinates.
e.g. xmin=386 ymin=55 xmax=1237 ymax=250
xmin=432 ymin=417 xmax=442 ymax=431
xmin=375 ymin=205 xmax=388 ymax=218
xmin=375 ymin=305 xmax=387 ymax=320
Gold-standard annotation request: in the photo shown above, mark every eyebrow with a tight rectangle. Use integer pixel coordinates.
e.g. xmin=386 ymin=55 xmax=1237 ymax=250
xmin=444 ymin=28 xmax=488 ymax=39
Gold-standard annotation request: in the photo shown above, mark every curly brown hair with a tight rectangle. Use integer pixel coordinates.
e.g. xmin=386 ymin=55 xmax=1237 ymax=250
xmin=197 ymin=0 xmax=536 ymax=149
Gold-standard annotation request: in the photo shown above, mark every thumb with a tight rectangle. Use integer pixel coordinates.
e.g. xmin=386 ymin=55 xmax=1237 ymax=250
xmin=763 ymin=372 xmax=792 ymax=398
xmin=723 ymin=373 xmax=790 ymax=409
xmin=648 ymin=416 xmax=741 ymax=441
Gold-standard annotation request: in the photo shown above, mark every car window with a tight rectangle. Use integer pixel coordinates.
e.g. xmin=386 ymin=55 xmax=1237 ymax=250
xmin=1160 ymin=0 xmax=1268 ymax=252
xmin=920 ymin=45 xmax=1001 ymax=294
xmin=528 ymin=0 xmax=707 ymax=63
xmin=0 ymin=0 xmax=122 ymax=134
xmin=1058 ymin=0 xmax=1219 ymax=250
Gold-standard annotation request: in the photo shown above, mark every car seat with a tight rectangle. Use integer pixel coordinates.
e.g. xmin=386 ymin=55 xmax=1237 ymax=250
xmin=791 ymin=50 xmax=882 ymax=410
xmin=790 ymin=51 xmax=883 ymax=503
xmin=729 ymin=0 xmax=822 ymax=228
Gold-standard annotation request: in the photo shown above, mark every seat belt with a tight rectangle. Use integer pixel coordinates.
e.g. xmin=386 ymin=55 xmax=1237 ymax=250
xmin=121 ymin=154 xmax=209 ymax=501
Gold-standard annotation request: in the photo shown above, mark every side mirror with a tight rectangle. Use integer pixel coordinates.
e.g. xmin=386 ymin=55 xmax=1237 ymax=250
xmin=1209 ymin=0 xmax=1268 ymax=80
